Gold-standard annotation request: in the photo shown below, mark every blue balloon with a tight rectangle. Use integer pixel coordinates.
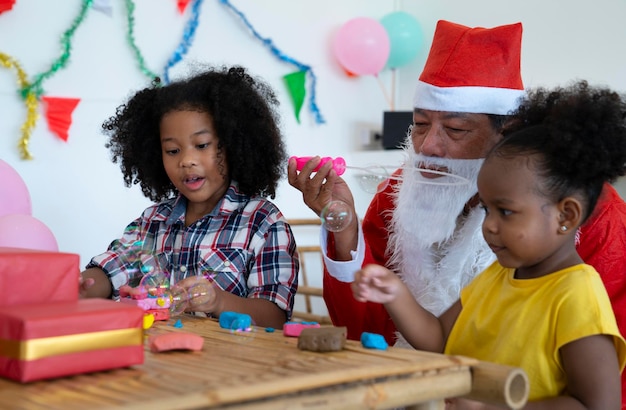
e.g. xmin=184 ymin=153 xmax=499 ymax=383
xmin=380 ymin=11 xmax=423 ymax=69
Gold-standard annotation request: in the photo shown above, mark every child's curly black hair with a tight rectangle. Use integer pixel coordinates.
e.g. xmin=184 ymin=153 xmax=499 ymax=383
xmin=497 ymin=80 xmax=626 ymax=221
xmin=102 ymin=65 xmax=287 ymax=202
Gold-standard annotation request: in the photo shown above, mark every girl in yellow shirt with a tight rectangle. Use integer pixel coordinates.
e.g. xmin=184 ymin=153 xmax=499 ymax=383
xmin=352 ymin=80 xmax=626 ymax=409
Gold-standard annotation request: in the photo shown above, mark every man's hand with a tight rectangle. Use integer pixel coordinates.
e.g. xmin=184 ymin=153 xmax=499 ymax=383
xmin=287 ymin=156 xmax=356 ymax=217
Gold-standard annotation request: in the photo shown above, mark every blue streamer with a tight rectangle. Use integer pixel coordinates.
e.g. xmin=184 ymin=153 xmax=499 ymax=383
xmin=219 ymin=0 xmax=325 ymax=124
xmin=162 ymin=0 xmax=205 ymax=84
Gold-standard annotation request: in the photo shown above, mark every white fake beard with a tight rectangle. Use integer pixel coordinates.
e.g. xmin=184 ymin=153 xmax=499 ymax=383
xmin=388 ymin=150 xmax=492 ymax=348
xmin=390 ymin=151 xmax=484 ymax=248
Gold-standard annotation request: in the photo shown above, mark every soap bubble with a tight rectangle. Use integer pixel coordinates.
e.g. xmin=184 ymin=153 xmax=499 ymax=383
xmin=139 ymin=270 xmax=170 ymax=297
xmin=356 ymin=165 xmax=391 ymax=194
xmin=169 ymin=277 xmax=214 ymax=316
xmin=321 ymin=200 xmax=353 ymax=232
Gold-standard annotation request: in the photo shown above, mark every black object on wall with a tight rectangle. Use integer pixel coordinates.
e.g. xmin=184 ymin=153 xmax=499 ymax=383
xmin=382 ymin=111 xmax=412 ymax=150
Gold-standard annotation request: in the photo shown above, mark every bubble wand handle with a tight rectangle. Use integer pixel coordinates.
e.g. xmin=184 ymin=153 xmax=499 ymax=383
xmin=290 ymin=156 xmax=347 ymax=176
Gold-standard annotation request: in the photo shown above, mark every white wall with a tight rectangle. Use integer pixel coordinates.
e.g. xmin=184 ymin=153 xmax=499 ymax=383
xmin=1 ymin=0 xmax=625 ymax=269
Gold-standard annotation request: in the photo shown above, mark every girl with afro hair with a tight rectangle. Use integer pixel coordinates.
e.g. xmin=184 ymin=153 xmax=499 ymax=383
xmin=80 ymin=65 xmax=298 ymax=329
xmin=352 ymin=81 xmax=626 ymax=408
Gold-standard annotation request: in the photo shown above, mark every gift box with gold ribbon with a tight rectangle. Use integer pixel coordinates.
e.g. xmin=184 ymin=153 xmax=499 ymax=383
xmin=0 ymin=299 xmax=144 ymax=382
xmin=0 ymin=247 xmax=80 ymax=307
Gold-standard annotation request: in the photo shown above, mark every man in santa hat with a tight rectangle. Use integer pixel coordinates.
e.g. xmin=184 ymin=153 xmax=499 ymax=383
xmin=288 ymin=20 xmax=626 ymax=353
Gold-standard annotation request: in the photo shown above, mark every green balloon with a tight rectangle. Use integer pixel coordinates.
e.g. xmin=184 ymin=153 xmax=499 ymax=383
xmin=380 ymin=11 xmax=423 ymax=69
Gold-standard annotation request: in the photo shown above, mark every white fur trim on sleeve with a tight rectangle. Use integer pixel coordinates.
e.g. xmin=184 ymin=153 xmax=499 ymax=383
xmin=320 ymin=223 xmax=365 ymax=283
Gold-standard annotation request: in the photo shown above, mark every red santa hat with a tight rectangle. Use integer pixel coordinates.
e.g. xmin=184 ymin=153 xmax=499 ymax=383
xmin=413 ymin=20 xmax=524 ymax=115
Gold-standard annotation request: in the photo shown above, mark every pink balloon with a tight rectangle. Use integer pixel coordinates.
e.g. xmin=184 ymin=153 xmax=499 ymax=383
xmin=0 ymin=159 xmax=32 ymax=217
xmin=332 ymin=17 xmax=390 ymax=76
xmin=0 ymin=214 xmax=58 ymax=251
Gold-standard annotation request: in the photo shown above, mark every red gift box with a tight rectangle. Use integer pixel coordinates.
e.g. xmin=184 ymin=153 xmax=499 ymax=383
xmin=0 ymin=247 xmax=80 ymax=306
xmin=0 ymin=299 xmax=144 ymax=382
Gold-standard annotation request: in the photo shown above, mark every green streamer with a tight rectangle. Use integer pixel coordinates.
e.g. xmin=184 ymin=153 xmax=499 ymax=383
xmin=125 ymin=0 xmax=159 ymax=82
xmin=20 ymin=0 xmax=93 ymax=99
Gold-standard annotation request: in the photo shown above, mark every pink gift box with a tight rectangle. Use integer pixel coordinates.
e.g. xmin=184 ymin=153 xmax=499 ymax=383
xmin=0 ymin=247 xmax=80 ymax=306
xmin=0 ymin=299 xmax=144 ymax=382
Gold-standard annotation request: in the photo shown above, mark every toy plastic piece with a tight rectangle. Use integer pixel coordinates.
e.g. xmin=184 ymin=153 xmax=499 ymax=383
xmin=265 ymin=327 xmax=275 ymax=333
xmin=219 ymin=311 xmax=252 ymax=330
xmin=297 ymin=326 xmax=347 ymax=352
xmin=119 ymin=296 xmax=171 ymax=311
xmin=142 ymin=313 xmax=155 ymax=330
xmin=173 ymin=319 xmax=183 ymax=328
xmin=283 ymin=321 xmax=321 ymax=337
xmin=145 ymin=308 xmax=170 ymax=321
xmin=119 ymin=284 xmax=148 ymax=300
xmin=148 ymin=332 xmax=204 ymax=353
xmin=361 ymin=332 xmax=388 ymax=350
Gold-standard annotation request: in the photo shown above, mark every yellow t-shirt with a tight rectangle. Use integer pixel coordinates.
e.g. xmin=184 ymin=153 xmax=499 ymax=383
xmin=445 ymin=261 xmax=626 ymax=401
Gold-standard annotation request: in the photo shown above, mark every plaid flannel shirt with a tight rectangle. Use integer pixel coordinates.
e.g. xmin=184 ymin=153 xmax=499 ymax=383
xmin=87 ymin=182 xmax=299 ymax=318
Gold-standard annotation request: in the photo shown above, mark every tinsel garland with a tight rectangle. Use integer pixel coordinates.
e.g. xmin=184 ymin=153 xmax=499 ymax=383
xmin=20 ymin=0 xmax=93 ymax=100
xmin=1 ymin=53 xmax=39 ymax=160
xmin=125 ymin=0 xmax=160 ymax=83
xmin=162 ymin=0 xmax=204 ymax=84
xmin=219 ymin=0 xmax=325 ymax=124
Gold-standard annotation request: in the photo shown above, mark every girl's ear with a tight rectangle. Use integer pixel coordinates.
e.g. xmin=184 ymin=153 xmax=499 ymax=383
xmin=557 ymin=196 xmax=583 ymax=234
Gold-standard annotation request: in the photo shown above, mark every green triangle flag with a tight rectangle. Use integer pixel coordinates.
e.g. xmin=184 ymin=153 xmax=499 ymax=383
xmin=283 ymin=70 xmax=307 ymax=124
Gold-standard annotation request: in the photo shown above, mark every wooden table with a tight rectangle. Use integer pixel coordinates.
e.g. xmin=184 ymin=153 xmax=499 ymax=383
xmin=0 ymin=316 xmax=527 ymax=410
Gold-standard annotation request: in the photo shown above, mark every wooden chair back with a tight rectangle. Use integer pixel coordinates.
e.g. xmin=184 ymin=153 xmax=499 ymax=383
xmin=287 ymin=218 xmax=332 ymax=325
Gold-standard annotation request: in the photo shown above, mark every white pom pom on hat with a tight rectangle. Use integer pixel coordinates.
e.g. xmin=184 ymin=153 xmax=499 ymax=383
xmin=413 ymin=20 xmax=525 ymax=115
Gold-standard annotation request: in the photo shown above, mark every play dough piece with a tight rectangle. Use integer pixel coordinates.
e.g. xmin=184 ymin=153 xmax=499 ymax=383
xmin=361 ymin=332 xmax=388 ymax=350
xmin=297 ymin=326 xmax=347 ymax=352
xmin=283 ymin=321 xmax=320 ymax=337
xmin=219 ymin=311 xmax=252 ymax=330
xmin=148 ymin=332 xmax=204 ymax=353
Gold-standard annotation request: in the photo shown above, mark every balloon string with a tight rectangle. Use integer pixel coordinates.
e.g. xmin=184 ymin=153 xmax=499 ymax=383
xmin=391 ymin=68 xmax=396 ymax=111
xmin=375 ymin=74 xmax=393 ymax=111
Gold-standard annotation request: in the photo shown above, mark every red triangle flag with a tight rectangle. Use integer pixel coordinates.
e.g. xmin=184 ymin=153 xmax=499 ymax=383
xmin=0 ymin=0 xmax=16 ymax=14
xmin=177 ymin=0 xmax=191 ymax=14
xmin=42 ymin=96 xmax=81 ymax=142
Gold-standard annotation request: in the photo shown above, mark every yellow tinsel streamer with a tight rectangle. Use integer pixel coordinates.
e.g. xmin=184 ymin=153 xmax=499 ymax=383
xmin=0 ymin=52 xmax=39 ymax=160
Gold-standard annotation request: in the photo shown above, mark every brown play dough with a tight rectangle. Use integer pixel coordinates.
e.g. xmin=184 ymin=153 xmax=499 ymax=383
xmin=297 ymin=326 xmax=347 ymax=352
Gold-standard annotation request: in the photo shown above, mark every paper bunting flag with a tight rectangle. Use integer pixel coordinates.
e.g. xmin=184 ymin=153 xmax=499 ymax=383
xmin=0 ymin=0 xmax=15 ymax=15
xmin=177 ymin=0 xmax=191 ymax=14
xmin=283 ymin=71 xmax=306 ymax=124
xmin=92 ymin=0 xmax=113 ymax=17
xmin=42 ymin=97 xmax=81 ymax=142
xmin=220 ymin=0 xmax=325 ymax=124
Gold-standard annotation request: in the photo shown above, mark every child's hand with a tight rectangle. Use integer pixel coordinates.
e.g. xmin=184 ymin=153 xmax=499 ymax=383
xmin=175 ymin=275 xmax=218 ymax=313
xmin=79 ymin=275 xmax=96 ymax=298
xmin=351 ymin=264 xmax=402 ymax=304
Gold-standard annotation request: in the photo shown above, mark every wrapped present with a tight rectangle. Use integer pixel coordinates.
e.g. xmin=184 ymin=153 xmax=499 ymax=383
xmin=0 ymin=247 xmax=80 ymax=306
xmin=0 ymin=299 xmax=144 ymax=382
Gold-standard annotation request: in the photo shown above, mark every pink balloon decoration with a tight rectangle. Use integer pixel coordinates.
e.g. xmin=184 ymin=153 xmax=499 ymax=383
xmin=0 ymin=214 xmax=58 ymax=251
xmin=0 ymin=159 xmax=32 ymax=218
xmin=332 ymin=17 xmax=390 ymax=76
